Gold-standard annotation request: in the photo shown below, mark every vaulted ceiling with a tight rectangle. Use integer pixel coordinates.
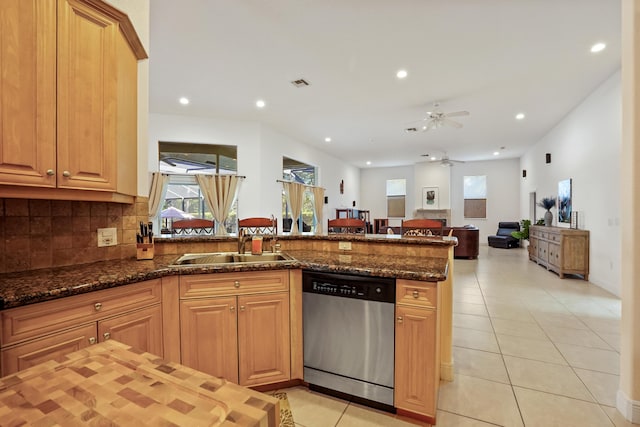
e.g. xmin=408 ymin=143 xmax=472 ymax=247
xmin=149 ymin=0 xmax=621 ymax=168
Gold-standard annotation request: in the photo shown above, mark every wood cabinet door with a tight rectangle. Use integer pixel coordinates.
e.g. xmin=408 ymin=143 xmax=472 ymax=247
xmin=180 ymin=297 xmax=239 ymax=383
xmin=548 ymin=242 xmax=561 ymax=268
xmin=1 ymin=323 xmax=96 ymax=376
xmin=0 ymin=0 xmax=56 ymax=187
xmin=98 ymin=305 xmax=163 ymax=357
xmin=395 ymin=305 xmax=438 ymax=418
xmin=237 ymin=292 xmax=290 ymax=386
xmin=57 ymin=0 xmax=117 ymax=191
xmin=537 ymin=240 xmax=549 ymax=266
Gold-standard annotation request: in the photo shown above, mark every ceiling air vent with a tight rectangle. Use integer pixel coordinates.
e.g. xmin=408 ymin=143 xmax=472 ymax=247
xmin=405 ymin=127 xmax=418 ymax=132
xmin=291 ymin=79 xmax=310 ymax=87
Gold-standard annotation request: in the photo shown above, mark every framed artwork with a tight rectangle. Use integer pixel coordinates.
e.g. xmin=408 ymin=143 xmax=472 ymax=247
xmin=558 ymin=178 xmax=572 ymax=224
xmin=422 ymin=187 xmax=439 ymax=209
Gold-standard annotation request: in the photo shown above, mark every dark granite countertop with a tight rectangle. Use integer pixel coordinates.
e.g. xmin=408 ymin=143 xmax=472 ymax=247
xmin=0 ymin=248 xmax=449 ymax=310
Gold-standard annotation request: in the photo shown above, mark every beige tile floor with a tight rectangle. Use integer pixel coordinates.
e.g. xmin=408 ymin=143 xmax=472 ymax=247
xmin=280 ymin=245 xmax=631 ymax=426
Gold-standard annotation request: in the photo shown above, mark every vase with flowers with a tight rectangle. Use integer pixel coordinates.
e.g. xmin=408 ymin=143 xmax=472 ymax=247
xmin=537 ymin=197 xmax=556 ymax=226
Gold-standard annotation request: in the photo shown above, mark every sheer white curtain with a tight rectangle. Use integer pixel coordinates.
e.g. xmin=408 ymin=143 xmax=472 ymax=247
xmin=283 ymin=182 xmax=305 ymax=234
xmin=148 ymin=172 xmax=170 ymax=219
xmin=312 ymin=186 xmax=325 ymax=234
xmin=196 ymin=175 xmax=241 ymax=236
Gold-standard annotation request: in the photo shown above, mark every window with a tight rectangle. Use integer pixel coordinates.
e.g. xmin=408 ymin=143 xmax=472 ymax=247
xmin=386 ymin=179 xmax=406 ymax=218
xmin=282 ymin=157 xmax=316 ymax=232
xmin=464 ymin=175 xmax=487 ymax=218
xmin=158 ymin=142 xmax=238 ymax=234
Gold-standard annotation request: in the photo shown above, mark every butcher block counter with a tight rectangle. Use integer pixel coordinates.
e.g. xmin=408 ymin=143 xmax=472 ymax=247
xmin=0 ymin=340 xmax=279 ymax=427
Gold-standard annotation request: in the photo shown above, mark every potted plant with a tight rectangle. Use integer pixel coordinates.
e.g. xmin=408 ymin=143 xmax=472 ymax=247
xmin=537 ymin=197 xmax=556 ymax=226
xmin=511 ymin=219 xmax=531 ymax=240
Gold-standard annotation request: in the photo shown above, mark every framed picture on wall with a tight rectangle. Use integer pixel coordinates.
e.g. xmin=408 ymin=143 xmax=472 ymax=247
xmin=422 ymin=187 xmax=439 ymax=209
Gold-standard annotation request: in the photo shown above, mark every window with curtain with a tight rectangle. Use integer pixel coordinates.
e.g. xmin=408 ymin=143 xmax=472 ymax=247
xmin=158 ymin=142 xmax=238 ymax=234
xmin=282 ymin=157 xmax=316 ymax=232
xmin=464 ymin=175 xmax=487 ymax=218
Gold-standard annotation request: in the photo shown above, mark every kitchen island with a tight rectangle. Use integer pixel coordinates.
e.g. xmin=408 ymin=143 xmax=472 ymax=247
xmin=0 ymin=340 xmax=279 ymax=426
xmin=0 ymin=234 xmax=455 ymax=424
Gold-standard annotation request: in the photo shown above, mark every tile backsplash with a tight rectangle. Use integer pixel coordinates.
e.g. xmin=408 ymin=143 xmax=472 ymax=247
xmin=0 ymin=197 xmax=149 ymax=274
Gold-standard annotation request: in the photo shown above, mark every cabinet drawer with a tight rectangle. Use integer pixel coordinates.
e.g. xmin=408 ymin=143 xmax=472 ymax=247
xmin=396 ymin=279 xmax=438 ymax=308
xmin=1 ymin=279 xmax=161 ymax=346
xmin=548 ymin=232 xmax=560 ymax=242
xmin=180 ymin=271 xmax=289 ymax=299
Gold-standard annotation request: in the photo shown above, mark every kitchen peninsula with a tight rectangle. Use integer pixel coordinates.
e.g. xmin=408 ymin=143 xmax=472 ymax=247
xmin=0 ymin=234 xmax=455 ymax=424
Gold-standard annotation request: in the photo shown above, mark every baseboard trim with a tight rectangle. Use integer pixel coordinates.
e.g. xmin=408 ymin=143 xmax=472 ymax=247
xmin=617 ymin=389 xmax=640 ymax=423
xmin=441 ymin=362 xmax=454 ymax=381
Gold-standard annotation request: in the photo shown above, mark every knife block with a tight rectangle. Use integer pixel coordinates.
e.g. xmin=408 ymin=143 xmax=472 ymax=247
xmin=136 ymin=243 xmax=154 ymax=260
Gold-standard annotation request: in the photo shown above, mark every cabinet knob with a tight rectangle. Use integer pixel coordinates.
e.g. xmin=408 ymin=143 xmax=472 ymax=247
xmin=46 ymin=169 xmax=55 ymax=176
xmin=230 ymin=306 xmax=235 ymax=312
xmin=240 ymin=306 xmax=245 ymax=311
xmin=234 ymin=281 xmax=240 ymax=288
xmin=412 ymin=290 xmax=420 ymax=299
xmin=103 ymin=332 xmax=111 ymax=340
xmin=397 ymin=316 xmax=403 ymax=323
xmin=62 ymin=170 xmax=71 ymax=177
xmin=88 ymin=337 xmax=96 ymax=345
xmin=94 ymin=302 xmax=102 ymax=311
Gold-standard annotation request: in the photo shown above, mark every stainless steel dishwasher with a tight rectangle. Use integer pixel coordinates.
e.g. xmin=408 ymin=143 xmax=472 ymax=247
xmin=302 ymin=270 xmax=396 ymax=410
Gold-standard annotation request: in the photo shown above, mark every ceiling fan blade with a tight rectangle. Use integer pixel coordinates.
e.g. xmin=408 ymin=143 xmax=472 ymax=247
xmin=443 ymin=118 xmax=463 ymax=128
xmin=449 ymin=159 xmax=466 ymax=163
xmin=444 ymin=111 xmax=470 ymax=118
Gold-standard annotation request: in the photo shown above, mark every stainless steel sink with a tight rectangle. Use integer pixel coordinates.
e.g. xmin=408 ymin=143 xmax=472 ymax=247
xmin=170 ymin=252 xmax=294 ymax=266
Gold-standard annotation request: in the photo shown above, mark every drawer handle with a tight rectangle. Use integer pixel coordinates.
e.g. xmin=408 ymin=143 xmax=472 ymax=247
xmin=412 ymin=290 xmax=420 ymax=299
xmin=397 ymin=316 xmax=403 ymax=323
xmin=94 ymin=303 xmax=102 ymax=311
xmin=103 ymin=332 xmax=111 ymax=340
xmin=240 ymin=306 xmax=245 ymax=311
xmin=230 ymin=306 xmax=235 ymax=312
xmin=234 ymin=281 xmax=240 ymax=288
xmin=88 ymin=337 xmax=96 ymax=345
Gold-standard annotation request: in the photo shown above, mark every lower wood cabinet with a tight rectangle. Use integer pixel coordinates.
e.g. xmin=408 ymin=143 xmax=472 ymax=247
xmin=0 ymin=280 xmax=163 ymax=376
xmin=179 ymin=271 xmax=291 ymax=387
xmin=394 ymin=279 xmax=440 ymax=423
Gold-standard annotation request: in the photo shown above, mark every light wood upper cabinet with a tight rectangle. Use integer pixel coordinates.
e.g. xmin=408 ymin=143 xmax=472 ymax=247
xmin=0 ymin=0 xmax=56 ymax=187
xmin=0 ymin=0 xmax=146 ymax=201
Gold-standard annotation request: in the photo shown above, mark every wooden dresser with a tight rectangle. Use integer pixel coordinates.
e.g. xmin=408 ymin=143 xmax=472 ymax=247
xmin=529 ymin=226 xmax=589 ymax=280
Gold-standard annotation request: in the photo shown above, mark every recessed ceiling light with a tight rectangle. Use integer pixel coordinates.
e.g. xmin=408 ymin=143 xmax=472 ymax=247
xmin=515 ymin=113 xmax=525 ymax=120
xmin=324 ymin=137 xmax=332 ymax=143
xmin=179 ymin=97 xmax=189 ymax=105
xmin=396 ymin=69 xmax=408 ymax=79
xmin=366 ymin=161 xmax=371 ymax=165
xmin=590 ymin=42 xmax=606 ymax=53
xmin=493 ymin=151 xmax=500 ymax=156
xmin=256 ymin=99 xmax=266 ymax=108
xmin=430 ymin=156 xmax=437 ymax=161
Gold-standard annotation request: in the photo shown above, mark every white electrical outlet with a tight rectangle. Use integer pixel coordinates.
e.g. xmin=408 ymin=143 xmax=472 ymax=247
xmin=338 ymin=241 xmax=352 ymax=250
xmin=98 ymin=228 xmax=117 ymax=247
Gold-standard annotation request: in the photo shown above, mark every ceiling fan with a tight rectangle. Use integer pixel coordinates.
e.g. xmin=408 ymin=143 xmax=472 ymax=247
xmin=426 ymin=152 xmax=466 ymax=167
xmin=408 ymin=102 xmax=470 ymax=132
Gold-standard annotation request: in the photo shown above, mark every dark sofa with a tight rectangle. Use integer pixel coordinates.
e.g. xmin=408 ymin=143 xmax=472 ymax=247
xmin=487 ymin=222 xmax=520 ymax=248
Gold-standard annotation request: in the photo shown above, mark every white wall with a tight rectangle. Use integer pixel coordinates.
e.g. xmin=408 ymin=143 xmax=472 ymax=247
xmin=414 ymin=162 xmax=452 ymax=212
xmin=360 ymin=166 xmax=414 ymax=227
xmin=451 ymin=159 xmax=521 ymax=243
xmin=149 ymin=113 xmax=359 ymax=227
xmin=520 ymin=71 xmax=621 ymax=295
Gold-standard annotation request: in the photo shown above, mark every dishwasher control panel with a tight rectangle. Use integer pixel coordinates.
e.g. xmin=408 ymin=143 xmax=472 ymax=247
xmin=302 ymin=270 xmax=395 ymax=303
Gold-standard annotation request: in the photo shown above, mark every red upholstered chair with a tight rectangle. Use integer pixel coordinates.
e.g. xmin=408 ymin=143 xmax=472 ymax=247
xmin=327 ymin=218 xmax=366 ymax=234
xmin=238 ymin=217 xmax=277 ymax=235
xmin=401 ymin=218 xmax=444 ymax=237
xmin=172 ymin=218 xmax=214 ymax=235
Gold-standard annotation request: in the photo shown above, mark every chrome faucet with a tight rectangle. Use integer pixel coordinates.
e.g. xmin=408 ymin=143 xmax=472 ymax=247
xmin=237 ymin=228 xmax=251 ymax=254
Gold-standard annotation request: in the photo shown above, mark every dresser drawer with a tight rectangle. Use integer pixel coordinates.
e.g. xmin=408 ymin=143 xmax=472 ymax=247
xmin=396 ymin=279 xmax=438 ymax=308
xmin=180 ymin=270 xmax=289 ymax=299
xmin=1 ymin=279 xmax=161 ymax=346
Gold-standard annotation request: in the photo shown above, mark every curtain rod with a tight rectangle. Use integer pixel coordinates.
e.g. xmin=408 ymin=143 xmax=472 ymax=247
xmin=153 ymin=172 xmax=246 ymax=178
xmin=277 ymin=179 xmax=326 ymax=190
